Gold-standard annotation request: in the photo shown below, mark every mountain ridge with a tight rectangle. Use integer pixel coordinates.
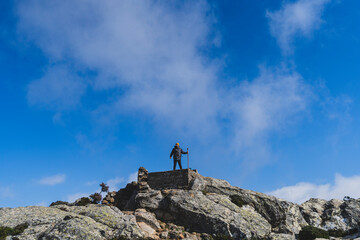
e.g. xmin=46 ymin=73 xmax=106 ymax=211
xmin=1 ymin=167 xmax=360 ymax=240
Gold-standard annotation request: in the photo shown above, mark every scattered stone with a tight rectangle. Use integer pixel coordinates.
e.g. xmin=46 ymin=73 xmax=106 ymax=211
xmin=137 ymin=221 xmax=157 ymax=238
xmin=160 ymin=222 xmax=166 ymax=229
xmin=268 ymin=233 xmax=296 ymax=240
xmin=135 ymin=208 xmax=161 ymax=230
xmin=160 ymin=231 xmax=168 ymax=239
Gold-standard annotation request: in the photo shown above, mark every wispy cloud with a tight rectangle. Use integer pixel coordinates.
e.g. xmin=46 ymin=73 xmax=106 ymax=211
xmin=106 ymin=177 xmax=125 ymax=192
xmin=85 ymin=180 xmax=98 ymax=186
xmin=38 ymin=174 xmax=66 ymax=185
xmin=67 ymin=192 xmax=89 ymax=203
xmin=17 ymin=0 xmax=313 ymax=170
xmin=267 ymin=0 xmax=330 ymax=54
xmin=227 ymin=66 xmax=312 ymax=168
xmin=267 ymin=174 xmax=360 ymax=203
xmin=0 ymin=185 xmax=14 ymax=199
xmin=127 ymin=171 xmax=138 ymax=183
xmin=35 ymin=201 xmax=48 ymax=207
xmin=75 ymin=133 xmax=117 ymax=154
xmin=27 ymin=64 xmax=86 ymax=110
xmin=231 ymin=66 xmax=310 ymax=147
xmin=18 ymin=0 xmax=219 ymax=136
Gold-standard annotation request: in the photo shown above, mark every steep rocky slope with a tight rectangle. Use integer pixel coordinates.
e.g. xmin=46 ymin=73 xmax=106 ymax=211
xmin=1 ymin=168 xmax=360 ymax=240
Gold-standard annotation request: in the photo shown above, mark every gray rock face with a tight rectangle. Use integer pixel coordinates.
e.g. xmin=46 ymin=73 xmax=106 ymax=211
xmin=300 ymin=198 xmax=327 ymax=228
xmin=300 ymin=198 xmax=348 ymax=231
xmin=157 ymin=190 xmax=271 ymax=239
xmin=135 ymin=174 xmax=304 ymax=238
xmin=135 ymin=208 xmax=161 ymax=230
xmin=300 ymin=197 xmax=360 ymax=232
xmin=268 ymin=233 xmax=296 ymax=240
xmin=340 ymin=199 xmax=360 ymax=229
xmin=0 ymin=205 xmax=142 ymax=240
xmin=132 ymin=169 xmax=360 ymax=238
xmin=190 ymin=174 xmax=307 ymax=234
xmin=135 ymin=208 xmax=161 ymax=238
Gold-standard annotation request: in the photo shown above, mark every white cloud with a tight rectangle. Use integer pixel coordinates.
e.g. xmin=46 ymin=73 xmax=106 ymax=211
xmin=0 ymin=186 xmax=13 ymax=199
xmin=85 ymin=181 xmax=98 ymax=186
xmin=267 ymin=174 xmax=360 ymax=204
xmin=267 ymin=0 xmax=330 ymax=53
xmin=18 ymin=0 xmax=219 ymax=135
xmin=228 ymin=66 xmax=311 ymax=167
xmin=127 ymin=171 xmax=138 ymax=183
xmin=27 ymin=65 xmax=86 ymax=110
xmin=35 ymin=201 xmax=48 ymax=207
xmin=67 ymin=192 xmax=89 ymax=203
xmin=75 ymin=133 xmax=117 ymax=153
xmin=17 ymin=0 xmax=313 ymax=168
xmin=106 ymin=177 xmax=124 ymax=192
xmin=38 ymin=174 xmax=66 ymax=185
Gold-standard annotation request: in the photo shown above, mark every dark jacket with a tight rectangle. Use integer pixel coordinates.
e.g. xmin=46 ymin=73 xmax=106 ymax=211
xmin=170 ymin=145 xmax=187 ymax=161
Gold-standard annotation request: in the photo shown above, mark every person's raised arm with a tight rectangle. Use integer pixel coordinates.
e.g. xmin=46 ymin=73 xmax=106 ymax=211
xmin=181 ymin=149 xmax=188 ymax=154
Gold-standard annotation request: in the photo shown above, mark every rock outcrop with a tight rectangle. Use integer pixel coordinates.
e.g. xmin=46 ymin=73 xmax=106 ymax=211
xmin=131 ymin=171 xmax=306 ymax=239
xmin=300 ymin=197 xmax=360 ymax=234
xmin=2 ymin=167 xmax=360 ymax=240
xmin=0 ymin=204 xmax=142 ymax=239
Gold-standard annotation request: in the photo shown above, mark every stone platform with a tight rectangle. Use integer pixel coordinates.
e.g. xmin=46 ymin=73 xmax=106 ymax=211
xmin=138 ymin=167 xmax=198 ymax=190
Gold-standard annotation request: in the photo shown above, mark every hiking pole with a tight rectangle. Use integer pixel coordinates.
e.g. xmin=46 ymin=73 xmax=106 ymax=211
xmin=187 ymin=147 xmax=189 ymax=170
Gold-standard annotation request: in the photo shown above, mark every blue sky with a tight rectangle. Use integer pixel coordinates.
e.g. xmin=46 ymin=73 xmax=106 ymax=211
xmin=1 ymin=0 xmax=360 ymax=207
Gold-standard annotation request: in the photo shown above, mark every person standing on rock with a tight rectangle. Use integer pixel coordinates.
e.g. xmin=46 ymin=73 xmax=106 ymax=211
xmin=170 ymin=143 xmax=188 ymax=170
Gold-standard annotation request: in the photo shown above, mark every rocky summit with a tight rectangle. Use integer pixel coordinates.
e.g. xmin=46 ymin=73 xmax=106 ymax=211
xmin=1 ymin=167 xmax=360 ymax=240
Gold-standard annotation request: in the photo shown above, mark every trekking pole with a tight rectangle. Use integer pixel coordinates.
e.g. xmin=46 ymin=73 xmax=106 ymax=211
xmin=187 ymin=148 xmax=189 ymax=170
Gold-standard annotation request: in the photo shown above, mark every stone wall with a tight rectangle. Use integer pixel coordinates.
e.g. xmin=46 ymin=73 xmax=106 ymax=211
xmin=102 ymin=167 xmax=199 ymax=209
xmin=138 ymin=167 xmax=198 ymax=190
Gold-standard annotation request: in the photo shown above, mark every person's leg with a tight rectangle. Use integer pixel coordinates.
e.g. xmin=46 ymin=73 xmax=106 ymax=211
xmin=173 ymin=160 xmax=176 ymax=170
xmin=179 ymin=160 xmax=182 ymax=170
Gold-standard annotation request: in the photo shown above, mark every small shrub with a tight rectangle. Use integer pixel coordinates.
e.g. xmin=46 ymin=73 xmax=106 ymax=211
xmin=328 ymin=228 xmax=358 ymax=237
xmin=0 ymin=223 xmax=28 ymax=240
xmin=100 ymin=182 xmax=109 ymax=193
xmin=230 ymin=195 xmax=246 ymax=208
xmin=213 ymin=235 xmax=234 ymax=240
xmin=169 ymin=231 xmax=180 ymax=239
xmin=90 ymin=193 xmax=102 ymax=204
xmin=76 ymin=197 xmax=92 ymax=206
xmin=299 ymin=227 xmax=359 ymax=239
xmin=49 ymin=200 xmax=70 ymax=207
xmin=345 ymin=228 xmax=359 ymax=236
xmin=299 ymin=226 xmax=329 ymax=240
xmin=328 ymin=229 xmax=345 ymax=237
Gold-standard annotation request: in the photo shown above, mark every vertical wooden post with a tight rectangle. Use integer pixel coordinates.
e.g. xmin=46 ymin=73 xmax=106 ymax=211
xmin=187 ymin=148 xmax=189 ymax=170
xmin=187 ymin=147 xmax=190 ymax=188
